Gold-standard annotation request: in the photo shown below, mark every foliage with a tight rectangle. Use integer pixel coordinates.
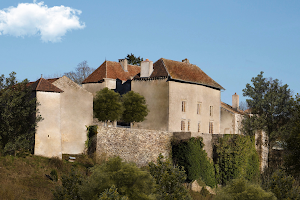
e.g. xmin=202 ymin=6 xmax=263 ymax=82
xmin=126 ymin=53 xmax=143 ymax=66
xmin=172 ymin=137 xmax=216 ymax=187
xmin=242 ymin=71 xmax=293 ymax=145
xmin=265 ymin=169 xmax=300 ymax=200
xmin=50 ymin=169 xmax=58 ymax=182
xmin=53 ymin=167 xmax=84 ymax=200
xmin=122 ymin=91 xmax=149 ymax=124
xmin=79 ymin=156 xmax=155 ymax=200
xmin=214 ymin=178 xmax=277 ymax=200
xmin=85 ymin=125 xmax=98 ymax=155
xmin=0 ymin=71 xmax=42 ymax=155
xmin=98 ymin=185 xmax=128 ymax=200
xmin=214 ymin=135 xmax=260 ymax=185
xmin=148 ymin=154 xmax=192 ymax=200
xmin=64 ymin=60 xmax=95 ymax=85
xmin=93 ymin=88 xmax=123 ymax=124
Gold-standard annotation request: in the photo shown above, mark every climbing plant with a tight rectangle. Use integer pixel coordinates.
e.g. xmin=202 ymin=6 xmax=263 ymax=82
xmin=172 ymin=137 xmax=216 ymax=187
xmin=214 ymin=134 xmax=260 ymax=185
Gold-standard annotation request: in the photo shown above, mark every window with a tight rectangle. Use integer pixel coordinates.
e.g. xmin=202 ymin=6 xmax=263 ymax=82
xmin=188 ymin=121 xmax=190 ymax=131
xmin=181 ymin=120 xmax=185 ymax=131
xmin=182 ymin=101 xmax=186 ymax=112
xmin=197 ymin=103 xmax=201 ymax=114
xmin=209 ymin=122 xmax=214 ymax=134
xmin=198 ymin=122 xmax=200 ymax=132
xmin=210 ymin=106 xmax=213 ymax=116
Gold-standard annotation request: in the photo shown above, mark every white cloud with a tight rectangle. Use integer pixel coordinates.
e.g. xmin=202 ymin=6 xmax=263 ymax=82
xmin=0 ymin=1 xmax=85 ymax=42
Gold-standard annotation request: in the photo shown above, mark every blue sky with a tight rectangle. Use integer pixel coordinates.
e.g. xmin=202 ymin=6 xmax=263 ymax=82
xmin=1 ymin=0 xmax=299 ymax=105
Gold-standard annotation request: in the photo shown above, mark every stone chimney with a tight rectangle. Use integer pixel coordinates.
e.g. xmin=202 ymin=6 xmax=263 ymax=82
xmin=119 ymin=59 xmax=128 ymax=72
xmin=140 ymin=59 xmax=153 ymax=77
xmin=182 ymin=58 xmax=189 ymax=64
xmin=232 ymin=93 xmax=239 ymax=110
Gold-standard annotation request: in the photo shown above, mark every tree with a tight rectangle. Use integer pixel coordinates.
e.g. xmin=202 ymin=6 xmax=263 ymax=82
xmin=0 ymin=72 xmax=41 ymax=155
xmin=64 ymin=60 xmax=95 ymax=85
xmin=148 ymin=154 xmax=192 ymax=200
xmin=122 ymin=91 xmax=148 ymax=127
xmin=79 ymin=157 xmax=156 ymax=200
xmin=126 ymin=53 xmax=143 ymax=66
xmin=98 ymin=185 xmax=128 ymax=200
xmin=93 ymin=88 xmax=123 ymax=126
xmin=214 ymin=178 xmax=276 ymax=200
xmin=242 ymin=71 xmax=293 ymax=146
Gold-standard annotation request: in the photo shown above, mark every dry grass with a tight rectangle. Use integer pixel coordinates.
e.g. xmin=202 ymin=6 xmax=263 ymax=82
xmin=0 ymin=154 xmax=93 ymax=200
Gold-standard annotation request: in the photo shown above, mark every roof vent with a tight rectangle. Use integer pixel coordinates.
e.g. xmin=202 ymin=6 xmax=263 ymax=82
xmin=182 ymin=58 xmax=189 ymax=64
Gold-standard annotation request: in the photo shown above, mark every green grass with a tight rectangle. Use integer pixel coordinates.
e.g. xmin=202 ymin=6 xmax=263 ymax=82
xmin=0 ymin=154 xmax=95 ymax=200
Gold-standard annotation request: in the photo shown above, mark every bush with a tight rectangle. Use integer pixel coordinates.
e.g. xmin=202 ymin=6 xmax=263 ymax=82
xmin=98 ymin=185 xmax=128 ymax=200
xmin=214 ymin=135 xmax=260 ymax=185
xmin=215 ymin=178 xmax=276 ymax=200
xmin=149 ymin=154 xmax=192 ymax=200
xmin=172 ymin=137 xmax=216 ymax=187
xmin=79 ymin=157 xmax=155 ymax=200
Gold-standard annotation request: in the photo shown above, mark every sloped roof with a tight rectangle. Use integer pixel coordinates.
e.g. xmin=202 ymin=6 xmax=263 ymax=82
xmin=221 ymin=102 xmax=245 ymax=115
xmin=150 ymin=58 xmax=224 ymax=90
xmin=82 ymin=61 xmax=141 ymax=84
xmin=30 ymin=78 xmax=63 ymax=93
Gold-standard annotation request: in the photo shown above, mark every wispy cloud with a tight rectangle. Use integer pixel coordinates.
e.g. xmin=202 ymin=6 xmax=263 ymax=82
xmin=0 ymin=1 xmax=85 ymax=42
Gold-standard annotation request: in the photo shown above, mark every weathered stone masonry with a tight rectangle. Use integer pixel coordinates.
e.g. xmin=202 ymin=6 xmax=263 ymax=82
xmin=96 ymin=126 xmax=173 ymax=167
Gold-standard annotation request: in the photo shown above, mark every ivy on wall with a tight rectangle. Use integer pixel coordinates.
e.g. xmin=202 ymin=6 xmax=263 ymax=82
xmin=214 ymin=134 xmax=260 ymax=185
xmin=172 ymin=137 xmax=216 ymax=188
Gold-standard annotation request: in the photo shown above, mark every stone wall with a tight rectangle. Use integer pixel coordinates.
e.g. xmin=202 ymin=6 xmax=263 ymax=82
xmin=96 ymin=126 xmax=173 ymax=167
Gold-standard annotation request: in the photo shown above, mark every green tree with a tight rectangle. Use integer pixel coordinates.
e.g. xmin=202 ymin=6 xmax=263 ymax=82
xmin=148 ymin=154 xmax=192 ymax=200
xmin=215 ymin=178 xmax=276 ymax=200
xmin=122 ymin=91 xmax=149 ymax=127
xmin=79 ymin=157 xmax=155 ymax=200
xmin=98 ymin=185 xmax=128 ymax=200
xmin=126 ymin=53 xmax=143 ymax=66
xmin=0 ymin=72 xmax=41 ymax=155
xmin=93 ymin=88 xmax=123 ymax=126
xmin=242 ymin=71 xmax=293 ymax=144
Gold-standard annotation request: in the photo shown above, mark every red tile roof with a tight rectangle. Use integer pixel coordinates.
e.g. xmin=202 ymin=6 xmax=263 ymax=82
xmin=150 ymin=58 xmax=224 ymax=90
xmin=30 ymin=78 xmax=63 ymax=93
xmin=82 ymin=61 xmax=141 ymax=84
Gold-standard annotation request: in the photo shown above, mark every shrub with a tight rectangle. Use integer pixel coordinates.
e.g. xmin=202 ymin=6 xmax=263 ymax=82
xmin=172 ymin=137 xmax=216 ymax=187
xmin=98 ymin=185 xmax=128 ymax=200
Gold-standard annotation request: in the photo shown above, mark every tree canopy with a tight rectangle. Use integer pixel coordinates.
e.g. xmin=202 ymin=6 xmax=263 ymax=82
xmin=64 ymin=60 xmax=95 ymax=85
xmin=126 ymin=53 xmax=143 ymax=66
xmin=242 ymin=71 xmax=293 ymax=144
xmin=0 ymin=72 xmax=41 ymax=155
xmin=121 ymin=91 xmax=148 ymax=124
xmin=93 ymin=88 xmax=123 ymax=124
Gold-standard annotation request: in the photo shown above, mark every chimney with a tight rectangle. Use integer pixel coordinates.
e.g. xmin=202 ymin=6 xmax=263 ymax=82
xmin=182 ymin=58 xmax=189 ymax=64
xmin=119 ymin=58 xmax=128 ymax=72
xmin=232 ymin=93 xmax=239 ymax=110
xmin=140 ymin=58 xmax=153 ymax=77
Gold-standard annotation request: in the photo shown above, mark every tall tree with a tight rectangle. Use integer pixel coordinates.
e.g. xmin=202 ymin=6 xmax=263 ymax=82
xmin=126 ymin=53 xmax=143 ymax=66
xmin=93 ymin=88 xmax=123 ymax=126
xmin=241 ymin=71 xmax=293 ymax=145
xmin=64 ymin=60 xmax=95 ymax=85
xmin=121 ymin=91 xmax=148 ymax=127
xmin=0 ymin=72 xmax=41 ymax=155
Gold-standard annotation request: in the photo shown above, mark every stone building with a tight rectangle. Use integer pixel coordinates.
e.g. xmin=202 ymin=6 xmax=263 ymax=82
xmin=30 ymin=76 xmax=93 ymax=158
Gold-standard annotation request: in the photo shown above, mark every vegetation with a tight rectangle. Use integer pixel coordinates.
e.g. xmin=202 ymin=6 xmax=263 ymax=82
xmin=93 ymin=87 xmax=123 ymax=125
xmin=80 ymin=157 xmax=156 ymax=200
xmin=64 ymin=60 xmax=95 ymax=85
xmin=122 ymin=91 xmax=149 ymax=125
xmin=149 ymin=154 xmax=192 ymax=200
xmin=172 ymin=137 xmax=216 ymax=187
xmin=0 ymin=72 xmax=42 ymax=155
xmin=214 ymin=134 xmax=260 ymax=185
xmin=126 ymin=53 xmax=143 ymax=66
xmin=98 ymin=185 xmax=129 ymax=200
xmin=214 ymin=178 xmax=276 ymax=200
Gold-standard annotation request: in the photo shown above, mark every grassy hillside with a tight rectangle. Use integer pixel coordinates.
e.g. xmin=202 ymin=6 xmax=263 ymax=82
xmin=0 ymin=154 xmax=94 ymax=200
